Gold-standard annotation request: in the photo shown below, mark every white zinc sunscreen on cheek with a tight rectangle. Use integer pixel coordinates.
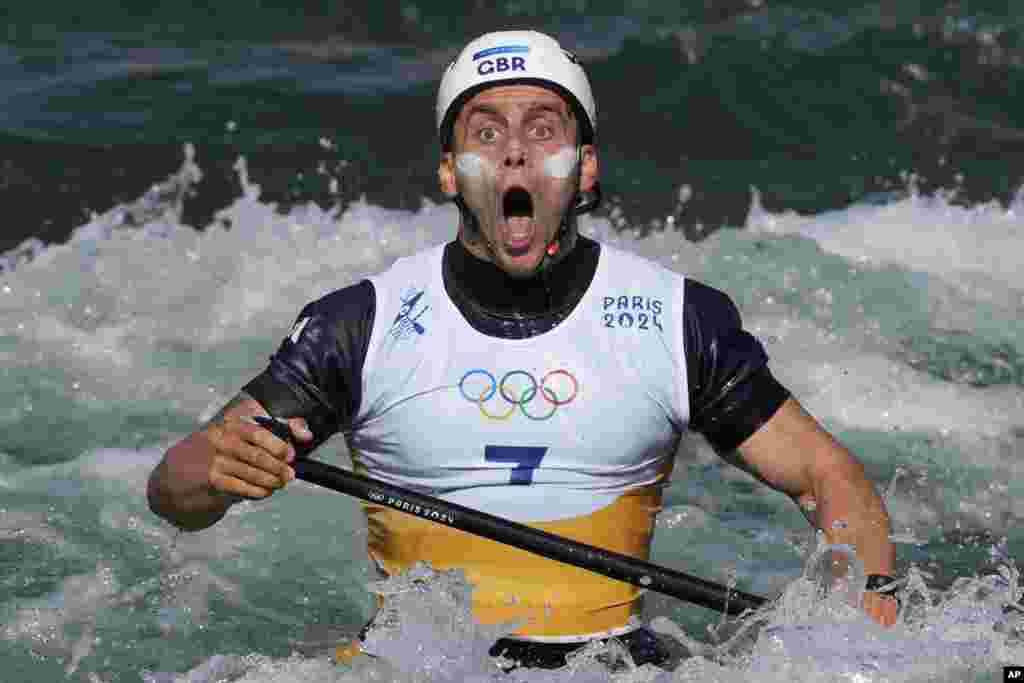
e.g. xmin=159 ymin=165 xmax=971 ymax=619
xmin=455 ymin=153 xmax=495 ymax=181
xmin=542 ymin=146 xmax=577 ymax=179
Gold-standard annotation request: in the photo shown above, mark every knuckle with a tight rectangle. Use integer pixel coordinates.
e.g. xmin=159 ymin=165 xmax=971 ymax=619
xmin=208 ymin=455 xmax=228 ymax=478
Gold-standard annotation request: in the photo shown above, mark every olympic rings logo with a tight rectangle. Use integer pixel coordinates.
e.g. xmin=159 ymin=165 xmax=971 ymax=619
xmin=458 ymin=369 xmax=578 ymax=421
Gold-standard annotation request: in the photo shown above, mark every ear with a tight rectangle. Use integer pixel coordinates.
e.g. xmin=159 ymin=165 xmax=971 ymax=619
xmin=578 ymin=145 xmax=598 ymax=193
xmin=438 ymin=153 xmax=458 ymax=197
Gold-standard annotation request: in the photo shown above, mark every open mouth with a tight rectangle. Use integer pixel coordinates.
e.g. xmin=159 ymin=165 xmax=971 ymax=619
xmin=502 ymin=186 xmax=534 ymax=219
xmin=501 ymin=187 xmax=535 ymax=253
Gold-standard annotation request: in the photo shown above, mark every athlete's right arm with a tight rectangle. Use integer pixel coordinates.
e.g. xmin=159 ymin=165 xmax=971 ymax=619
xmin=147 ymin=392 xmax=313 ymax=531
xmin=148 ymin=279 xmax=377 ymax=531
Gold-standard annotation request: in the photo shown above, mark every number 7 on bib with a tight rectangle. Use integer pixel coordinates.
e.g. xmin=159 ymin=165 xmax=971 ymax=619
xmin=485 ymin=445 xmax=548 ymax=485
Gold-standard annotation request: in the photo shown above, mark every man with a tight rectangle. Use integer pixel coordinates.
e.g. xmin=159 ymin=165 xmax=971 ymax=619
xmin=147 ymin=30 xmax=898 ymax=670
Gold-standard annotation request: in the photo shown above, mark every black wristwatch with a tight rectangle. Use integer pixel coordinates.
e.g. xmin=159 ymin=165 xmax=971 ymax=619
xmin=865 ymin=574 xmax=901 ymax=607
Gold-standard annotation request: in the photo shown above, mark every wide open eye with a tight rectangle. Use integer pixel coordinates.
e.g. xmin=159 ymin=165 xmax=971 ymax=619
xmin=478 ymin=127 xmax=500 ymax=143
xmin=528 ymin=124 xmax=553 ymax=141
xmin=503 ymin=187 xmax=534 ymax=217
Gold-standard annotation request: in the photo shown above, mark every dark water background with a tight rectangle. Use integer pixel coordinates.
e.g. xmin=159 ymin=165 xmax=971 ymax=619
xmin=3 ymin=1 xmax=1024 ymax=254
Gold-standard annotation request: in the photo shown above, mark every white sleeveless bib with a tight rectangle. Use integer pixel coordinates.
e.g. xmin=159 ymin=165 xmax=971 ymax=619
xmin=350 ymin=242 xmax=690 ymax=522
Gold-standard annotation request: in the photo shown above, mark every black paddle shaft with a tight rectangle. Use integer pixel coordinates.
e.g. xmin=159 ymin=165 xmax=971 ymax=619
xmin=292 ymin=457 xmax=768 ymax=616
xmin=253 ymin=413 xmax=768 ymax=616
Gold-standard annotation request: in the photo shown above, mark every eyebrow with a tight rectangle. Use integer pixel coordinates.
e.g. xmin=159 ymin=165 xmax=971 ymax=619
xmin=463 ymin=103 xmax=504 ymax=122
xmin=527 ymin=104 xmax=571 ymax=122
xmin=463 ymin=102 xmax=570 ymax=125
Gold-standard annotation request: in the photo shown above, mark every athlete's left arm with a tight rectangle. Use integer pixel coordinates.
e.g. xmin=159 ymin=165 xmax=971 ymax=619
xmin=733 ymin=397 xmax=898 ymax=626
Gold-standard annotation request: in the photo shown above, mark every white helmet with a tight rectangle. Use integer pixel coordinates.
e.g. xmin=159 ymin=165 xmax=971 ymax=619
xmin=436 ymin=30 xmax=596 ymax=151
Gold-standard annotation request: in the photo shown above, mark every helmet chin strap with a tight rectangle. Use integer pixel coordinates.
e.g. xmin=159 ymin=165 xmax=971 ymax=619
xmin=455 ymin=145 xmax=592 ymax=278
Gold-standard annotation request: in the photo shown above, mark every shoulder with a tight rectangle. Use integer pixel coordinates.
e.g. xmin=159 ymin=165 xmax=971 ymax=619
xmin=683 ymin=278 xmax=742 ymax=329
xmin=299 ymin=279 xmax=376 ymax=321
xmin=283 ymin=279 xmax=377 ymax=361
xmin=681 ymin=278 xmax=755 ymax=376
xmin=245 ymin=279 xmax=378 ymax=429
xmin=291 ymin=243 xmax=445 ymax=346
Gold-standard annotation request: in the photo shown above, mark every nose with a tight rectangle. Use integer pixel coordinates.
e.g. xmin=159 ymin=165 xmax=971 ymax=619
xmin=504 ymin=136 xmax=526 ymax=168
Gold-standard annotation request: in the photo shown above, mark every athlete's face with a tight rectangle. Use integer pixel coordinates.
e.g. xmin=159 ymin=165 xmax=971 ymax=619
xmin=439 ymin=85 xmax=598 ymax=278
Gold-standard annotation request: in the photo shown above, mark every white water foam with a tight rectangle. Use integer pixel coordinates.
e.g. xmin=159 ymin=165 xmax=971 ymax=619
xmin=134 ymin=552 xmax=1023 ymax=683
xmin=745 ymin=184 xmax=1024 ymax=309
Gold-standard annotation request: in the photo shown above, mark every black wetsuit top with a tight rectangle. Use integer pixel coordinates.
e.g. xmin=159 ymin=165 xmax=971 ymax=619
xmin=244 ymin=235 xmax=789 ymax=457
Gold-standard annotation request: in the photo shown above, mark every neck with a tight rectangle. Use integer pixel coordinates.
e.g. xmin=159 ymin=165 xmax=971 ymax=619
xmin=444 ymin=235 xmax=598 ymax=320
xmin=456 ymin=225 xmax=563 ymax=275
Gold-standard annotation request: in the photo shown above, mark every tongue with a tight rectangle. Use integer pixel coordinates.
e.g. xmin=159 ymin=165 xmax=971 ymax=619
xmin=505 ymin=217 xmax=533 ymax=251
